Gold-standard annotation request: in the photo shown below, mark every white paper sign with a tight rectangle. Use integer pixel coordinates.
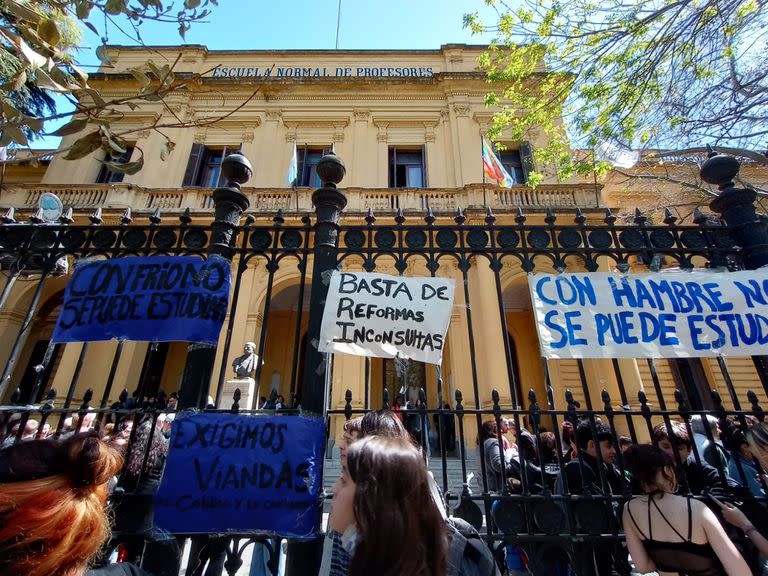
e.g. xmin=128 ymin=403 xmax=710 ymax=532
xmin=319 ymin=271 xmax=455 ymax=365
xmin=529 ymin=270 xmax=768 ymax=359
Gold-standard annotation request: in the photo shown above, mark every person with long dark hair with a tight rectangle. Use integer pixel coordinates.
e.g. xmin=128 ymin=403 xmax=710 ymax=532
xmin=330 ymin=435 xmax=449 ymax=576
xmin=623 ymin=444 xmax=749 ymax=576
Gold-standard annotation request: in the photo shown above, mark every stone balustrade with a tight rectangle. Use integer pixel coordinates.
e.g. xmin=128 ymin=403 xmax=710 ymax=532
xmin=4 ymin=182 xmax=601 ymax=214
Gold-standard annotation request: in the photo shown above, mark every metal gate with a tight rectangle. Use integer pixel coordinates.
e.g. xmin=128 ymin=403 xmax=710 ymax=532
xmin=1 ymin=150 xmax=767 ymax=575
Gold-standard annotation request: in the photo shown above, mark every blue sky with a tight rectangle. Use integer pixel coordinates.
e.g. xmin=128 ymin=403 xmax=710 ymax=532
xmin=35 ymin=0 xmax=496 ymax=148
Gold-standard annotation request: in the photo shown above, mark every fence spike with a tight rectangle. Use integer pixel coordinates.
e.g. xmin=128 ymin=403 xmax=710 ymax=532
xmin=544 ymin=207 xmax=556 ymax=224
xmin=633 ymin=208 xmax=647 ymax=226
xmin=604 ymin=207 xmax=616 ymax=225
xmin=344 ymin=389 xmax=353 ymax=420
xmin=574 ymin=207 xmax=586 ymax=225
xmin=425 ymin=206 xmax=436 ymax=225
xmin=693 ymin=207 xmax=707 ymax=225
xmin=89 ymin=207 xmax=103 ymax=225
xmin=1 ymin=207 xmax=16 ymax=224
xmin=395 ymin=207 xmax=405 ymax=224
xmin=515 ymin=206 xmax=526 ymax=224
xmin=454 ymin=207 xmax=466 ymax=225
xmin=274 ymin=209 xmax=285 ymax=225
xmin=748 ymin=390 xmax=765 ymax=421
xmin=245 ymin=214 xmax=256 ymax=226
xmin=10 ymin=388 xmax=21 ymax=404
xmin=663 ymin=207 xmax=677 ymax=226
xmin=232 ymin=388 xmax=241 ymax=414
xmin=30 ymin=206 xmax=45 ymax=224
xmin=59 ymin=206 xmax=73 ymax=224
xmin=485 ymin=206 xmax=496 ymax=225
xmin=120 ymin=207 xmax=133 ymax=225
xmin=149 ymin=207 xmax=162 ymax=225
xmin=179 ymin=207 xmax=192 ymax=225
xmin=454 ymin=388 xmax=463 ymax=408
xmin=365 ymin=207 xmax=376 ymax=225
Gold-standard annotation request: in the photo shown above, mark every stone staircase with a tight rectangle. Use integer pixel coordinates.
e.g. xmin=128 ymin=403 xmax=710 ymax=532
xmin=322 ymin=453 xmax=479 ymax=500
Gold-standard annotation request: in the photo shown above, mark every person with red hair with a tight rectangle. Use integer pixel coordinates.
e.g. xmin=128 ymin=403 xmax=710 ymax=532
xmin=0 ymin=433 xmax=148 ymax=576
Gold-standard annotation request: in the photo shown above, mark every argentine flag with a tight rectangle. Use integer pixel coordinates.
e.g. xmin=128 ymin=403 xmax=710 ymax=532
xmin=287 ymin=143 xmax=298 ymax=186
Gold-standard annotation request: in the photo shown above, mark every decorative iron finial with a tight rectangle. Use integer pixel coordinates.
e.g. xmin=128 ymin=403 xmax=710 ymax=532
xmin=179 ymin=207 xmax=192 ymax=225
xmin=89 ymin=207 xmax=103 ymax=225
xmin=120 ymin=207 xmax=133 ymax=225
xmin=149 ymin=207 xmax=162 ymax=225
xmin=59 ymin=206 xmax=73 ymax=224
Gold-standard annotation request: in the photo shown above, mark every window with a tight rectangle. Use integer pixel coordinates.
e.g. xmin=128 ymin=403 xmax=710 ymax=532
xmin=499 ymin=151 xmax=525 ymax=184
xmin=96 ymin=145 xmax=134 ymax=184
xmin=182 ymin=144 xmax=242 ymax=187
xmin=295 ymin=146 xmax=330 ymax=187
xmin=388 ymin=146 xmax=425 ymax=188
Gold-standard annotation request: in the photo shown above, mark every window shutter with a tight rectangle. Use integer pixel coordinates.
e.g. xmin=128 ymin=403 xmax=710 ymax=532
xmin=421 ymin=144 xmax=427 ymax=187
xmin=520 ymin=142 xmax=534 ymax=184
xmin=182 ymin=143 xmax=205 ymax=186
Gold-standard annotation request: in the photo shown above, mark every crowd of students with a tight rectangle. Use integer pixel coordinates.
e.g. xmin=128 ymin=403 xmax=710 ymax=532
xmin=477 ymin=413 xmax=768 ymax=575
xmin=3 ymin=397 xmax=768 ymax=576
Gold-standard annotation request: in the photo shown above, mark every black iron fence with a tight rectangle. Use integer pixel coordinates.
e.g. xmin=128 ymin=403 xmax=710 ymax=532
xmin=2 ymin=150 xmax=768 ymax=575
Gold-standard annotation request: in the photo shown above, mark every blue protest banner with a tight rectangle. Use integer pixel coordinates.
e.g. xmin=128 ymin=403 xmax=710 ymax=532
xmin=52 ymin=255 xmax=230 ymax=345
xmin=154 ymin=413 xmax=325 ymax=537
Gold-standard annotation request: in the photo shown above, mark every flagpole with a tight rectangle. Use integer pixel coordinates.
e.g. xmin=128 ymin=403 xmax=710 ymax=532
xmin=481 ymin=136 xmax=487 ymax=207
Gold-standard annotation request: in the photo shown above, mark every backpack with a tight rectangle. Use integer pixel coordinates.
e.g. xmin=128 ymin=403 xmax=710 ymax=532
xmin=446 ymin=517 xmax=501 ymax=576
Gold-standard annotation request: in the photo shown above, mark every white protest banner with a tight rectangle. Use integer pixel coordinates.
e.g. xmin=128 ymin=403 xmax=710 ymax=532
xmin=529 ymin=270 xmax=768 ymax=359
xmin=319 ymin=271 xmax=455 ymax=365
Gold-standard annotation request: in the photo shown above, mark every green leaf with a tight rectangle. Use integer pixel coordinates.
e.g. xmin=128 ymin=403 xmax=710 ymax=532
xmin=160 ymin=139 xmax=175 ymax=160
xmin=75 ymin=0 xmax=93 ymax=19
xmin=17 ymin=37 xmax=47 ymax=69
xmin=4 ymin=69 xmax=27 ymax=91
xmin=2 ymin=124 xmax=29 ymax=147
xmin=103 ymin=155 xmax=144 ymax=175
xmin=62 ymin=130 xmax=103 ymax=160
xmin=128 ymin=67 xmax=151 ymax=88
xmin=5 ymin=0 xmax=41 ymax=23
xmin=48 ymin=118 xmax=88 ymax=136
xmin=76 ymin=88 xmax=106 ymax=108
xmin=32 ymin=68 xmax=66 ymax=91
xmin=37 ymin=18 xmax=61 ymax=46
xmin=105 ymin=0 xmax=125 ymax=15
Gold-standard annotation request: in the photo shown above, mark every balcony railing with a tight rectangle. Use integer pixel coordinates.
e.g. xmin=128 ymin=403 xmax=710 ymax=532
xmin=3 ymin=182 xmax=601 ymax=214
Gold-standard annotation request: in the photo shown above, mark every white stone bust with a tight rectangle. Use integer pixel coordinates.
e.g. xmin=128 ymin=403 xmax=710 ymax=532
xmin=232 ymin=341 xmax=258 ymax=378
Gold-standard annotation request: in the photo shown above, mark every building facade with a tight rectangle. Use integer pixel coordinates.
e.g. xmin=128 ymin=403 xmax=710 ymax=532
xmin=1 ymin=44 xmax=765 ymax=445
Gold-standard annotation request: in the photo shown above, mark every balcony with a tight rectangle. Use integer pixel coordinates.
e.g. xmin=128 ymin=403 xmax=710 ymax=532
xmin=1 ymin=182 xmax=601 ymax=215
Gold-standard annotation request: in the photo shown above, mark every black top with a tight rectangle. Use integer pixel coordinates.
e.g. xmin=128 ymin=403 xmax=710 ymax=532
xmin=626 ymin=495 xmax=725 ymax=576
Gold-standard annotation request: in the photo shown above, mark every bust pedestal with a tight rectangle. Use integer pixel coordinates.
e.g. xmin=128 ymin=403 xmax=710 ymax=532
xmin=218 ymin=377 xmax=256 ymax=410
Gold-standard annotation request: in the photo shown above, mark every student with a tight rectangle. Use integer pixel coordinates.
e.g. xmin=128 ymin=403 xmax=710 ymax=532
xmin=0 ymin=434 xmax=149 ymax=576
xmin=330 ymin=436 xmax=449 ymax=576
xmin=556 ymin=419 xmax=624 ymax=576
xmin=623 ymin=444 xmax=749 ymax=576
